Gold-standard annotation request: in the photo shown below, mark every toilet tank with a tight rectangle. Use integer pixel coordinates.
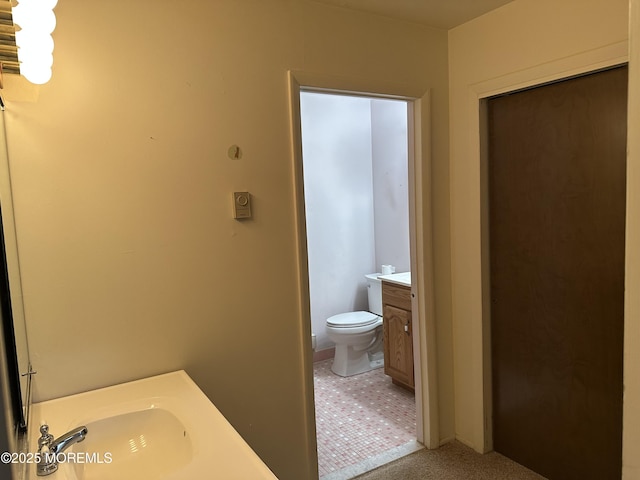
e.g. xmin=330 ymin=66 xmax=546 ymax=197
xmin=365 ymin=273 xmax=383 ymax=316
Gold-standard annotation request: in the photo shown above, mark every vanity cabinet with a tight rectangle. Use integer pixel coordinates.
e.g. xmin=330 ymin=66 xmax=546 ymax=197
xmin=382 ymin=281 xmax=414 ymax=391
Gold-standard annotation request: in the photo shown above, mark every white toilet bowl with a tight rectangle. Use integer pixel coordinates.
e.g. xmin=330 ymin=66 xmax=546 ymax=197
xmin=325 ymin=274 xmax=385 ymax=377
xmin=326 ymin=312 xmax=383 ymax=376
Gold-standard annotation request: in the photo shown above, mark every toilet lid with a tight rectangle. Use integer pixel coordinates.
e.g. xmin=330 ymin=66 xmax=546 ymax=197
xmin=326 ymin=311 xmax=379 ymax=327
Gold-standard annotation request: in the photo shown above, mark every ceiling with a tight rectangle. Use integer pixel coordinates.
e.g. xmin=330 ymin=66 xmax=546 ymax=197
xmin=0 ymin=1 xmax=519 ymax=82
xmin=310 ymin=0 xmax=516 ymax=29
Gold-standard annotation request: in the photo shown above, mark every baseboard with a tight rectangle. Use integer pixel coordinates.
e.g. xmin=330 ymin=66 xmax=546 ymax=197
xmin=439 ymin=435 xmax=456 ymax=446
xmin=313 ymin=347 xmax=335 ymax=363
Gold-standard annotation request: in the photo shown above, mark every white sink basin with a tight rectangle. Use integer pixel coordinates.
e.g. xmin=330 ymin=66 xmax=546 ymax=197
xmin=28 ymin=371 xmax=277 ymax=480
xmin=68 ymin=408 xmax=191 ymax=480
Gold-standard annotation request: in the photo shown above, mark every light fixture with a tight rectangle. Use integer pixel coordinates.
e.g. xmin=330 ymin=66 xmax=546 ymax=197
xmin=12 ymin=0 xmax=57 ymax=84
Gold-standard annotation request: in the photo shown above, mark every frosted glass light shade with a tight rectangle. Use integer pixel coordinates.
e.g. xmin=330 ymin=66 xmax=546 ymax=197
xmin=18 ymin=0 xmax=59 ymax=8
xmin=19 ymin=64 xmax=51 ymax=85
xmin=15 ymin=31 xmax=54 ymax=55
xmin=12 ymin=0 xmax=57 ymax=84
xmin=20 ymin=51 xmax=53 ymax=69
xmin=13 ymin=4 xmax=56 ymax=34
xmin=41 ymin=0 xmax=58 ymax=9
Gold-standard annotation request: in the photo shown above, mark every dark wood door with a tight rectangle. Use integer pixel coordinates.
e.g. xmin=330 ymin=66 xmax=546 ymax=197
xmin=488 ymin=66 xmax=627 ymax=480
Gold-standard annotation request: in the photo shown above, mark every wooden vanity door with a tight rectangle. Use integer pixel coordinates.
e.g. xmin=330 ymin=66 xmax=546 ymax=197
xmin=383 ymin=304 xmax=414 ymax=388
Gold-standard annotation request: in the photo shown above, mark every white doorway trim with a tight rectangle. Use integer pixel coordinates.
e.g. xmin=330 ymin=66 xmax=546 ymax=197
xmin=287 ymin=69 xmax=440 ymax=464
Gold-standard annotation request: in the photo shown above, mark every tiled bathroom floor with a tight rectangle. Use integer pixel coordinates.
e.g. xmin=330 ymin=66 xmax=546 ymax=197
xmin=313 ymin=358 xmax=417 ymax=478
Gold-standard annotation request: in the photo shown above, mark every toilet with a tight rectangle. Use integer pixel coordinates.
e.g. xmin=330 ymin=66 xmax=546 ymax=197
xmin=325 ymin=273 xmax=384 ymax=377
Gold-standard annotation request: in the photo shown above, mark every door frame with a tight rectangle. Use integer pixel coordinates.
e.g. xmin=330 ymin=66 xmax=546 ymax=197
xmin=287 ymin=70 xmax=440 ymax=457
xmin=469 ymin=42 xmax=629 ymax=452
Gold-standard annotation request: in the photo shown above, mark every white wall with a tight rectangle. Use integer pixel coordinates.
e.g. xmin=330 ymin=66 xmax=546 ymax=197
xmin=371 ymin=99 xmax=411 ymax=274
xmin=300 ymin=93 xmax=409 ymax=351
xmin=301 ymin=93 xmax=376 ymax=350
xmin=1 ymin=1 xmax=452 ymax=478
xmin=449 ymin=0 xmax=628 ymax=454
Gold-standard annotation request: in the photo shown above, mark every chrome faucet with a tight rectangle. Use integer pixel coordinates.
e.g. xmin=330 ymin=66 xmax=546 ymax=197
xmin=36 ymin=424 xmax=88 ymax=476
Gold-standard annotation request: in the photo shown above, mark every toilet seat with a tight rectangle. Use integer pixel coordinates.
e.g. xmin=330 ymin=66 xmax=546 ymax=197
xmin=326 ymin=311 xmax=379 ymax=328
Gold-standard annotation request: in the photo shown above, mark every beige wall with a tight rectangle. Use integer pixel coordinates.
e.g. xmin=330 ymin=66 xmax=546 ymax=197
xmin=2 ymin=1 xmax=452 ymax=478
xmin=624 ymin=1 xmax=640 ymax=478
xmin=449 ymin=0 xmax=629 ymax=454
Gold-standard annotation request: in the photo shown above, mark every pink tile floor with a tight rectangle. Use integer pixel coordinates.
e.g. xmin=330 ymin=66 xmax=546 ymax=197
xmin=314 ymin=358 xmax=416 ymax=478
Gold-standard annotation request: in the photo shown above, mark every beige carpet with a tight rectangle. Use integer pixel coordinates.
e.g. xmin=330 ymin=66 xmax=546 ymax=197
xmin=353 ymin=441 xmax=547 ymax=480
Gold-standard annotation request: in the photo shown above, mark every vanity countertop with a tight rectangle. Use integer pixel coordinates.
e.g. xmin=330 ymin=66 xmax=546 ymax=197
xmin=26 ymin=370 xmax=277 ymax=480
xmin=379 ymin=271 xmax=411 ymax=287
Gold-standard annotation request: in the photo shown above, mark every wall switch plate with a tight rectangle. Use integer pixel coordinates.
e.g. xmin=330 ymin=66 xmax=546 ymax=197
xmin=233 ymin=192 xmax=252 ymax=219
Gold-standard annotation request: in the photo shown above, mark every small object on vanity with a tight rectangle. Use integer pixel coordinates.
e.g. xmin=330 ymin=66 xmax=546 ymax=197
xmin=381 ymin=264 xmax=396 ymax=275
